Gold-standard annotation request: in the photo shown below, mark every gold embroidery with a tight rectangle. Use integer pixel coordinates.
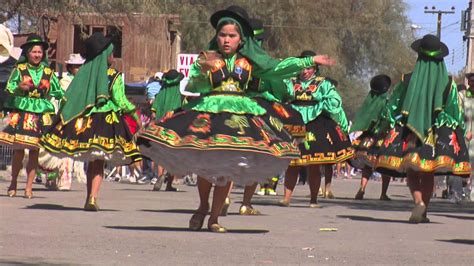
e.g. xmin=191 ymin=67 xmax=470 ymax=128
xmin=269 ymin=116 xmax=283 ymax=132
xmin=43 ymin=67 xmax=52 ymax=75
xmin=225 ymin=115 xmax=249 ymax=135
xmin=326 ymin=133 xmax=333 ymax=145
xmin=107 ymin=68 xmax=117 ymax=76
xmin=105 ymin=112 xmax=119 ymax=124
xmin=42 ymin=114 xmax=52 ymax=126
xmin=28 ymin=89 xmax=41 ymax=98
xmin=75 ymin=117 xmax=92 ymax=134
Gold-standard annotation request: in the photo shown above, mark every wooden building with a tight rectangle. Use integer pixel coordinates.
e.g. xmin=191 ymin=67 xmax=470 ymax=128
xmin=17 ymin=12 xmax=180 ymax=82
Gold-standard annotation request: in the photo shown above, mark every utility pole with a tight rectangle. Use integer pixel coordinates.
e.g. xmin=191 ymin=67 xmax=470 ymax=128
xmin=464 ymin=1 xmax=474 ymax=73
xmin=424 ymin=6 xmax=455 ymax=39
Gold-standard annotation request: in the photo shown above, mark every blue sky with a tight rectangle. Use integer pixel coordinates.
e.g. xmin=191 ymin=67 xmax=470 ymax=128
xmin=405 ymin=0 xmax=468 ymax=74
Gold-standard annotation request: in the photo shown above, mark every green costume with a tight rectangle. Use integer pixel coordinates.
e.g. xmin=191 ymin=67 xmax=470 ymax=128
xmin=151 ymin=72 xmax=184 ymax=119
xmin=284 ymin=76 xmax=348 ymax=133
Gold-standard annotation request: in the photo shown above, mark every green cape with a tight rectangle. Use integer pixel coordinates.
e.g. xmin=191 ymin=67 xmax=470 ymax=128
xmin=401 ymin=58 xmax=449 ymax=140
xmin=350 ymin=91 xmax=388 ymax=133
xmin=60 ymin=44 xmax=114 ymax=124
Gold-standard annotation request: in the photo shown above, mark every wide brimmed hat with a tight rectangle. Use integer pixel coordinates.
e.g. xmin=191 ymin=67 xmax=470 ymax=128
xmin=411 ymin=34 xmax=449 ymax=59
xmin=465 ymin=72 xmax=474 ymax=79
xmin=0 ymin=24 xmax=15 ymax=58
xmin=82 ymin=32 xmax=113 ymax=60
xmin=154 ymin=71 xmax=164 ymax=80
xmin=162 ymin=69 xmax=184 ymax=85
xmin=249 ymin=18 xmax=268 ymax=41
xmin=65 ymin=53 xmax=85 ymax=65
xmin=298 ymin=50 xmax=316 ymax=58
xmin=20 ymin=33 xmax=49 ymax=51
xmin=370 ymin=74 xmax=391 ymax=94
xmin=210 ymin=5 xmax=253 ymax=37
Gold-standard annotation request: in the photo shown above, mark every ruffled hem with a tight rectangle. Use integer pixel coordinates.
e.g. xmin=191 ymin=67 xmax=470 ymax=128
xmin=137 ymin=137 xmax=291 ymax=186
xmin=0 ymin=132 xmax=40 ymax=149
xmin=375 ymin=153 xmax=471 ymax=178
xmin=290 ymin=148 xmax=354 ymax=166
xmin=41 ymin=133 xmax=141 ymax=165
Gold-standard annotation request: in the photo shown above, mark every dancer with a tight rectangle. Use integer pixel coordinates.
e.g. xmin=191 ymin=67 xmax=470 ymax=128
xmin=149 ymin=69 xmax=184 ymax=192
xmin=279 ymin=50 xmax=353 ymax=208
xmin=38 ymin=53 xmax=87 ymax=191
xmin=138 ymin=6 xmax=335 ymax=232
xmin=220 ymin=17 xmax=307 ymax=216
xmin=374 ymin=35 xmax=471 ymax=223
xmin=351 ymin=74 xmax=392 ymax=200
xmin=41 ymin=32 xmax=141 ymax=211
xmin=0 ymin=34 xmax=63 ymax=198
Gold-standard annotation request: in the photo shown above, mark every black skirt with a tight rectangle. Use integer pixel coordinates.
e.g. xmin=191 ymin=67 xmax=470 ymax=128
xmin=253 ymin=97 xmax=306 ymax=138
xmin=290 ymin=115 xmax=354 ymax=166
xmin=374 ymin=125 xmax=471 ymax=177
xmin=41 ymin=111 xmax=141 ymax=165
xmin=0 ymin=110 xmax=53 ymax=149
xmin=137 ymin=109 xmax=300 ymax=185
xmin=349 ymin=131 xmax=380 ymax=170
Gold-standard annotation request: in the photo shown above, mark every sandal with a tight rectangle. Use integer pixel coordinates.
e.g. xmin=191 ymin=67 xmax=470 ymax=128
xmin=354 ymin=189 xmax=364 ymax=200
xmin=189 ymin=212 xmax=207 ymax=231
xmin=208 ymin=223 xmax=227 ymax=233
xmin=239 ymin=205 xmax=261 ymax=215
xmin=408 ymin=203 xmax=426 ymax=223
xmin=7 ymin=185 xmax=17 ymax=197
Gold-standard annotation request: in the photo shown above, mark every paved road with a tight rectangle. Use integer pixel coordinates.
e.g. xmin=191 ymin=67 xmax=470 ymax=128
xmin=0 ymin=174 xmax=473 ymax=265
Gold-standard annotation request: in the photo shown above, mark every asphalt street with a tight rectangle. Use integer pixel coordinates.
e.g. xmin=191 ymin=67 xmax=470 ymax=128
xmin=0 ymin=174 xmax=473 ymax=265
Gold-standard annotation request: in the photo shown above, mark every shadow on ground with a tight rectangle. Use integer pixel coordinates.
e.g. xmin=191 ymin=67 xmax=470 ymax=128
xmin=23 ymin=204 xmax=119 ymax=212
xmin=140 ymin=209 xmax=267 ymax=216
xmin=105 ymin=225 xmax=269 ymax=234
xmin=437 ymin=239 xmax=474 ymax=245
xmin=337 ymin=214 xmax=442 ymax=224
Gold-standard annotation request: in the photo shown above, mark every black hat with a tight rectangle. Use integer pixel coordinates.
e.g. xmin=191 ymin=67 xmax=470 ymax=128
xmin=162 ymin=69 xmax=184 ymax=85
xmin=81 ymin=32 xmax=113 ymax=60
xmin=20 ymin=33 xmax=49 ymax=51
xmin=465 ymin=72 xmax=474 ymax=79
xmin=249 ymin=18 xmax=268 ymax=41
xmin=370 ymin=74 xmax=391 ymax=94
xmin=210 ymin=5 xmax=253 ymax=37
xmin=411 ymin=34 xmax=449 ymax=59
xmin=457 ymin=84 xmax=467 ymax=91
xmin=298 ymin=50 xmax=316 ymax=58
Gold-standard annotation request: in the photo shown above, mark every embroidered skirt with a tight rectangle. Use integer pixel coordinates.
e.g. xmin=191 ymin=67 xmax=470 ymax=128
xmin=374 ymin=125 xmax=471 ymax=177
xmin=349 ymin=131 xmax=381 ymax=170
xmin=290 ymin=115 xmax=354 ymax=166
xmin=0 ymin=110 xmax=52 ymax=149
xmin=253 ymin=98 xmax=306 ymax=138
xmin=137 ymin=109 xmax=300 ymax=186
xmin=41 ymin=111 xmax=141 ymax=165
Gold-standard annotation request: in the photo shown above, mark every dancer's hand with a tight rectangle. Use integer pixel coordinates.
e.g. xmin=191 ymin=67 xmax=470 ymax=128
xmin=313 ymin=55 xmax=336 ymax=66
xmin=198 ymin=50 xmax=222 ymax=73
xmin=466 ymin=131 xmax=472 ymax=141
xmin=19 ymin=80 xmax=31 ymax=91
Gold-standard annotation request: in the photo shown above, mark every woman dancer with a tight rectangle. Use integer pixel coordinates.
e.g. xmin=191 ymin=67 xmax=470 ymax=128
xmin=351 ymin=74 xmax=392 ymax=200
xmin=138 ymin=6 xmax=335 ymax=232
xmin=374 ymin=35 xmax=471 ymax=223
xmin=279 ymin=50 xmax=353 ymax=208
xmin=41 ymin=32 xmax=141 ymax=211
xmin=0 ymin=34 xmax=63 ymax=198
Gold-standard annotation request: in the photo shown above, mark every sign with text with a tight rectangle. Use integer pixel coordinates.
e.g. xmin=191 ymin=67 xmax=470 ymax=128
xmin=177 ymin=53 xmax=198 ymax=78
